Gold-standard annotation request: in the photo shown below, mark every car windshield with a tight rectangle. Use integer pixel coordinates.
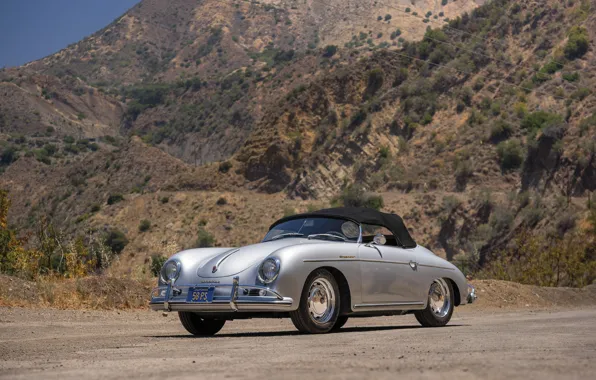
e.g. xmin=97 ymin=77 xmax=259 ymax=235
xmin=263 ymin=217 xmax=360 ymax=242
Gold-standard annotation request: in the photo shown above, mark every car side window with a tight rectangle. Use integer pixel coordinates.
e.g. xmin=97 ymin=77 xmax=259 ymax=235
xmin=361 ymin=224 xmax=399 ymax=246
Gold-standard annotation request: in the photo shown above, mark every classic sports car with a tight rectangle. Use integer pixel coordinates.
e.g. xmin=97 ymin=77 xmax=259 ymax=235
xmin=150 ymin=207 xmax=476 ymax=335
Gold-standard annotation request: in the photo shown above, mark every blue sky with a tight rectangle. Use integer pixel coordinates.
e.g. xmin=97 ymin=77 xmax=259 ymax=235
xmin=0 ymin=0 xmax=140 ymax=68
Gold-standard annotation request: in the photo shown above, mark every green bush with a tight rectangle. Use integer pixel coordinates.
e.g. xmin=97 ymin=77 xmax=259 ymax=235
xmin=138 ymin=219 xmax=151 ymax=232
xmin=562 ymin=72 xmax=579 ymax=82
xmin=104 ymin=229 xmax=129 ymax=254
xmin=489 ymin=120 xmax=512 ymax=142
xmin=334 ymin=185 xmax=384 ymax=210
xmin=107 ymin=194 xmax=124 ymax=205
xmin=521 ymin=111 xmax=562 ymax=132
xmin=365 ymin=68 xmax=384 ymax=98
xmin=564 ymin=26 xmax=589 ymax=60
xmin=0 ymin=146 xmax=18 ymax=165
xmin=384 ymin=14 xmax=392 ymax=21
xmin=196 ymin=227 xmax=215 ymax=248
xmin=150 ymin=254 xmax=167 ymax=277
xmin=322 ymin=45 xmax=338 ymax=58
xmin=218 ymin=161 xmax=232 ymax=173
xmin=496 ymin=139 xmax=524 ymax=170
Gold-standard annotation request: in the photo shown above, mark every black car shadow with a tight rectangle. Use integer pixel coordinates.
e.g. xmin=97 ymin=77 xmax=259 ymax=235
xmin=147 ymin=324 xmax=464 ymax=339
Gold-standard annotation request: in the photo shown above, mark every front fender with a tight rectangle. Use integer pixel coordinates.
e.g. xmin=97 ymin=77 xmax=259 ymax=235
xmin=266 ymin=242 xmax=362 ymax=311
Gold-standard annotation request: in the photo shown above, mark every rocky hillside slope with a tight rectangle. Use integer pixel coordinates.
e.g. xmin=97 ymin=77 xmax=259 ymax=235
xmin=0 ymin=0 xmax=595 ymax=275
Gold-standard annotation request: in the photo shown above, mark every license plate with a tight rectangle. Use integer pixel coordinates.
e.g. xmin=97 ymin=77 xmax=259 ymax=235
xmin=187 ymin=287 xmax=215 ymax=303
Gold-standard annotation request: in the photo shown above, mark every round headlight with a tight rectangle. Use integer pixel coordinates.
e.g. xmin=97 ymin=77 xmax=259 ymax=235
xmin=161 ymin=260 xmax=180 ymax=283
xmin=258 ymin=258 xmax=280 ymax=284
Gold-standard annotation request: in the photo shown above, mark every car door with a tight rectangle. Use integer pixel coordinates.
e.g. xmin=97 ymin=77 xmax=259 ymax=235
xmin=358 ymin=225 xmax=422 ymax=304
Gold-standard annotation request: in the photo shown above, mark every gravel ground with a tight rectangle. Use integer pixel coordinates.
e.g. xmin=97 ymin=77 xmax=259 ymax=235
xmin=1 ymin=307 xmax=595 ymax=380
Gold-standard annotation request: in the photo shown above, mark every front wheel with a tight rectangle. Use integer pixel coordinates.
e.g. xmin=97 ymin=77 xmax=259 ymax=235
xmin=178 ymin=312 xmax=226 ymax=336
xmin=290 ymin=269 xmax=340 ymax=334
xmin=415 ymin=278 xmax=454 ymax=327
xmin=332 ymin=316 xmax=349 ymax=331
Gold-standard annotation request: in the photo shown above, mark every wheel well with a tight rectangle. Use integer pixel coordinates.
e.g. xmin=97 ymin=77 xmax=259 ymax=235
xmin=318 ymin=266 xmax=352 ymax=315
xmin=445 ymin=278 xmax=461 ymax=306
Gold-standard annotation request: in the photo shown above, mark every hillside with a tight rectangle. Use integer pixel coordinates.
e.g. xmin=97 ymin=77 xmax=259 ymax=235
xmin=0 ymin=0 xmax=595 ymax=283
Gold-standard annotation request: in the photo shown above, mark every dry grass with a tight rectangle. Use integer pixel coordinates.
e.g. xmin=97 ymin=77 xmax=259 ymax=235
xmin=0 ymin=275 xmax=153 ymax=310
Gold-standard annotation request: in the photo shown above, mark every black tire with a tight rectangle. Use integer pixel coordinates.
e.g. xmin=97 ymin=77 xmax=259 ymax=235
xmin=415 ymin=279 xmax=454 ymax=327
xmin=332 ymin=316 xmax=349 ymax=331
xmin=178 ymin=312 xmax=226 ymax=336
xmin=290 ymin=269 xmax=340 ymax=334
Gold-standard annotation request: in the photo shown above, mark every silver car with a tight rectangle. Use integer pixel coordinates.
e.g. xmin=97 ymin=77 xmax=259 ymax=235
xmin=150 ymin=207 xmax=476 ymax=335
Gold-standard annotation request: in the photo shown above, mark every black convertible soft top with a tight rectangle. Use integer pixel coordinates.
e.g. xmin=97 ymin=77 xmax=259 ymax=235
xmin=270 ymin=207 xmax=417 ymax=249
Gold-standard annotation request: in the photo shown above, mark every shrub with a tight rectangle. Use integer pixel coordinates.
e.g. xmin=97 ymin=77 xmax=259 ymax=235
xmin=365 ymin=68 xmax=384 ymax=98
xmin=150 ymin=254 xmax=167 ymax=277
xmin=104 ymin=229 xmax=128 ymax=254
xmin=564 ymin=26 xmax=589 ymax=60
xmin=384 ymin=14 xmax=392 ymax=21
xmin=334 ymin=185 xmax=384 ymax=210
xmin=0 ymin=146 xmax=18 ymax=165
xmin=322 ymin=45 xmax=338 ymax=58
xmin=196 ymin=227 xmax=215 ymax=248
xmin=521 ymin=111 xmax=562 ymax=132
xmin=160 ymin=196 xmax=169 ymax=204
xmin=107 ymin=194 xmax=124 ymax=205
xmin=138 ymin=219 xmax=151 ymax=232
xmin=496 ymin=139 xmax=524 ymax=170
xmin=90 ymin=204 xmax=101 ymax=213
xmin=283 ymin=207 xmax=296 ymax=217
xmin=562 ymin=72 xmax=579 ymax=82
xmin=216 ymin=197 xmax=227 ymax=205
xmin=218 ymin=161 xmax=232 ymax=173
xmin=489 ymin=120 xmax=512 ymax=142
xmin=480 ymin=230 xmax=596 ymax=287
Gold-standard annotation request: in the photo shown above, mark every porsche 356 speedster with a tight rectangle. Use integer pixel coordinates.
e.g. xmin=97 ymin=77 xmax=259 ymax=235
xmin=150 ymin=207 xmax=476 ymax=335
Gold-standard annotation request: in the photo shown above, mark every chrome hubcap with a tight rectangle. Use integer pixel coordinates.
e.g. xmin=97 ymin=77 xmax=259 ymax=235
xmin=307 ymin=278 xmax=335 ymax=324
xmin=429 ymin=279 xmax=451 ymax=318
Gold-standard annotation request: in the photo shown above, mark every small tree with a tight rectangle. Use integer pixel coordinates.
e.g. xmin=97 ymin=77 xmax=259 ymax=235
xmin=196 ymin=227 xmax=215 ymax=248
xmin=564 ymin=26 xmax=589 ymax=60
xmin=139 ymin=219 xmax=151 ymax=232
xmin=105 ymin=229 xmax=128 ymax=254
xmin=322 ymin=45 xmax=338 ymax=58
xmin=496 ymin=140 xmax=524 ymax=170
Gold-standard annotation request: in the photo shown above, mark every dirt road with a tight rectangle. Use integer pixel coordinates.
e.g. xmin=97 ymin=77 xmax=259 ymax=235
xmin=1 ymin=307 xmax=595 ymax=380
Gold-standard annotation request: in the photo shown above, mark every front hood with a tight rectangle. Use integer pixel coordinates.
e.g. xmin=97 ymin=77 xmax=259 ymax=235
xmin=196 ymin=238 xmax=311 ymax=278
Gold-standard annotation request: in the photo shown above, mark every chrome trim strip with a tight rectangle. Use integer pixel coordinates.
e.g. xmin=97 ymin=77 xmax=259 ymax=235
xmin=214 ymin=249 xmax=239 ymax=271
xmin=303 ymin=258 xmax=454 ymax=270
xmin=418 ymin=264 xmax=455 ymax=270
xmin=353 ymin=301 xmax=424 ymax=308
xmin=303 ymin=258 xmax=410 ymax=266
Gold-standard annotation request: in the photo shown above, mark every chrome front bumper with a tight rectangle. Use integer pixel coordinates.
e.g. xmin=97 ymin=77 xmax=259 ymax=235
xmin=149 ymin=276 xmax=293 ymax=312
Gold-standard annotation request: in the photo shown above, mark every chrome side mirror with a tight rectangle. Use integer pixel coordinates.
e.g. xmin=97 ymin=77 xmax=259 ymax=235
xmin=373 ymin=233 xmax=386 ymax=246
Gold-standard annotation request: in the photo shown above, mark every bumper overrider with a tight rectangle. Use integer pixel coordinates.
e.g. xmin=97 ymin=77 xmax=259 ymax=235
xmin=150 ymin=276 xmax=294 ymax=312
xmin=467 ymin=284 xmax=477 ymax=304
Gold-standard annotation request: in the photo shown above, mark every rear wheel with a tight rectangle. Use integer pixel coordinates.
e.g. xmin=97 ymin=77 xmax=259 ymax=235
xmin=415 ymin=278 xmax=454 ymax=327
xmin=290 ymin=269 xmax=340 ymax=334
xmin=178 ymin=312 xmax=226 ymax=336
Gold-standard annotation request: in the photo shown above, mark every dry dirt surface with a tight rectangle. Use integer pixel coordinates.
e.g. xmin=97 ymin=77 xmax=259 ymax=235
xmin=1 ymin=306 xmax=596 ymax=380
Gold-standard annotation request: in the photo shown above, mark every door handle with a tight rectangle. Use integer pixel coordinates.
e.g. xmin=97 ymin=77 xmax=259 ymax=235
xmin=364 ymin=243 xmax=383 ymax=258
xmin=409 ymin=261 xmax=418 ymax=271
